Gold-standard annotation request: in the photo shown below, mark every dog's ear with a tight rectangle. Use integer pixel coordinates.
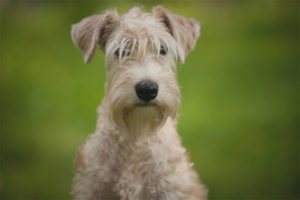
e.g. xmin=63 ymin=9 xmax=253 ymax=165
xmin=153 ymin=6 xmax=200 ymax=64
xmin=71 ymin=10 xmax=119 ymax=64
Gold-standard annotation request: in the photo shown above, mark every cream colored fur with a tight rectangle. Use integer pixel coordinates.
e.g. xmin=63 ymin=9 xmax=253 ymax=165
xmin=71 ymin=6 xmax=207 ymax=200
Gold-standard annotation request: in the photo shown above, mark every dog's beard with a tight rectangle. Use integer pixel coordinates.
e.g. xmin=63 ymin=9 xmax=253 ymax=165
xmin=107 ymin=84 xmax=180 ymax=135
xmin=123 ymin=105 xmax=165 ymax=135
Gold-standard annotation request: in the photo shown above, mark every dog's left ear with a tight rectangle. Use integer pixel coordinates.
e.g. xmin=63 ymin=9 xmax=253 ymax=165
xmin=71 ymin=10 xmax=119 ymax=64
xmin=153 ymin=6 xmax=200 ymax=64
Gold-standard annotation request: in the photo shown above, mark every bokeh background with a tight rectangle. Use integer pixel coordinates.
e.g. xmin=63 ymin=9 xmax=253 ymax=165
xmin=1 ymin=0 xmax=299 ymax=199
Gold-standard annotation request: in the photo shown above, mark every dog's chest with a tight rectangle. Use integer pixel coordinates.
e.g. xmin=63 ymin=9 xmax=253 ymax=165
xmin=99 ymin=139 xmax=171 ymax=199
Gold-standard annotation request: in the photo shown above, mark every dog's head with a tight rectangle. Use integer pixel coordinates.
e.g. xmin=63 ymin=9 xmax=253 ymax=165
xmin=71 ymin=6 xmax=200 ymax=134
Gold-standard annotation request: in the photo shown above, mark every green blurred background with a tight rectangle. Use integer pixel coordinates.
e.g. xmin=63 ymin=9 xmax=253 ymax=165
xmin=1 ymin=0 xmax=299 ymax=199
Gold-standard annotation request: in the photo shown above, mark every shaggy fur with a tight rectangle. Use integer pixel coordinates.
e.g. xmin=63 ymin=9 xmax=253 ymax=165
xmin=71 ymin=6 xmax=207 ymax=200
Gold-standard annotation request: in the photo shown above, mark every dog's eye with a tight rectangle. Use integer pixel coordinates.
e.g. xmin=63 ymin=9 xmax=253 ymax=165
xmin=159 ymin=46 xmax=168 ymax=56
xmin=114 ymin=48 xmax=120 ymax=57
xmin=115 ymin=48 xmax=130 ymax=57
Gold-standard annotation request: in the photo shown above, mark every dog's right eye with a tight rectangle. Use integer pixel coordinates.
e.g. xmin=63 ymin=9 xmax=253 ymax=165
xmin=115 ymin=48 xmax=120 ymax=57
xmin=115 ymin=48 xmax=129 ymax=57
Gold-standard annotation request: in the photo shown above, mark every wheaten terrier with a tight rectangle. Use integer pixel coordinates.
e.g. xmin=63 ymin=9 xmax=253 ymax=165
xmin=70 ymin=6 xmax=207 ymax=200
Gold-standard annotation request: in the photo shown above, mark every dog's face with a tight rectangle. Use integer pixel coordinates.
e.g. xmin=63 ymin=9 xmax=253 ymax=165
xmin=71 ymin=6 xmax=200 ymax=134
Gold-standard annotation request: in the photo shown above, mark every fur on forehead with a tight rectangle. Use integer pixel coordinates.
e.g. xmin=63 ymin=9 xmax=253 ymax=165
xmin=71 ymin=6 xmax=199 ymax=64
xmin=105 ymin=6 xmax=180 ymax=65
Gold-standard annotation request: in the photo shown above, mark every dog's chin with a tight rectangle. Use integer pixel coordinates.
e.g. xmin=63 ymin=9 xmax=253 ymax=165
xmin=110 ymin=96 xmax=178 ymax=136
xmin=113 ymin=100 xmax=165 ymax=135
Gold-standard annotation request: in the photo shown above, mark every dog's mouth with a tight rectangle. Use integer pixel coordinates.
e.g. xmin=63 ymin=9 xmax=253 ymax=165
xmin=136 ymin=101 xmax=156 ymax=107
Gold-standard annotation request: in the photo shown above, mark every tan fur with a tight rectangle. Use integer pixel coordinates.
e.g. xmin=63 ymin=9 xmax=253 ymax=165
xmin=74 ymin=140 xmax=85 ymax=171
xmin=71 ymin=6 xmax=207 ymax=200
xmin=152 ymin=6 xmax=200 ymax=63
xmin=71 ymin=10 xmax=119 ymax=63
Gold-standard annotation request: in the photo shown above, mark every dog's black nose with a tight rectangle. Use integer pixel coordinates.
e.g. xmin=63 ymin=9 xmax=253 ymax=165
xmin=135 ymin=80 xmax=158 ymax=102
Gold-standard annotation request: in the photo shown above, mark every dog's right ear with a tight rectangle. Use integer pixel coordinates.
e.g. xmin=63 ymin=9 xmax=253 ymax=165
xmin=71 ymin=10 xmax=119 ymax=64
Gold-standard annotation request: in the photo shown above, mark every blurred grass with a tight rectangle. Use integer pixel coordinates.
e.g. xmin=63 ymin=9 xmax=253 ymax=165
xmin=0 ymin=0 xmax=299 ymax=199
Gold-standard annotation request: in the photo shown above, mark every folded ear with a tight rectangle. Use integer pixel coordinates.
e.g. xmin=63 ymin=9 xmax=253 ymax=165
xmin=71 ymin=10 xmax=119 ymax=64
xmin=153 ymin=6 xmax=200 ymax=64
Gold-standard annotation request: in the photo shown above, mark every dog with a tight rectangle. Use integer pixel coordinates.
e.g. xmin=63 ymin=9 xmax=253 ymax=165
xmin=70 ymin=6 xmax=207 ymax=200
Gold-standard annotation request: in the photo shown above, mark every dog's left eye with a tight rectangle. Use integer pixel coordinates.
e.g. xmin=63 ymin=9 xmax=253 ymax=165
xmin=159 ymin=46 xmax=168 ymax=56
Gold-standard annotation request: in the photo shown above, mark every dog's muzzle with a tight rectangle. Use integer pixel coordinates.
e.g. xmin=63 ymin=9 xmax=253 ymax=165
xmin=135 ymin=80 xmax=158 ymax=102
